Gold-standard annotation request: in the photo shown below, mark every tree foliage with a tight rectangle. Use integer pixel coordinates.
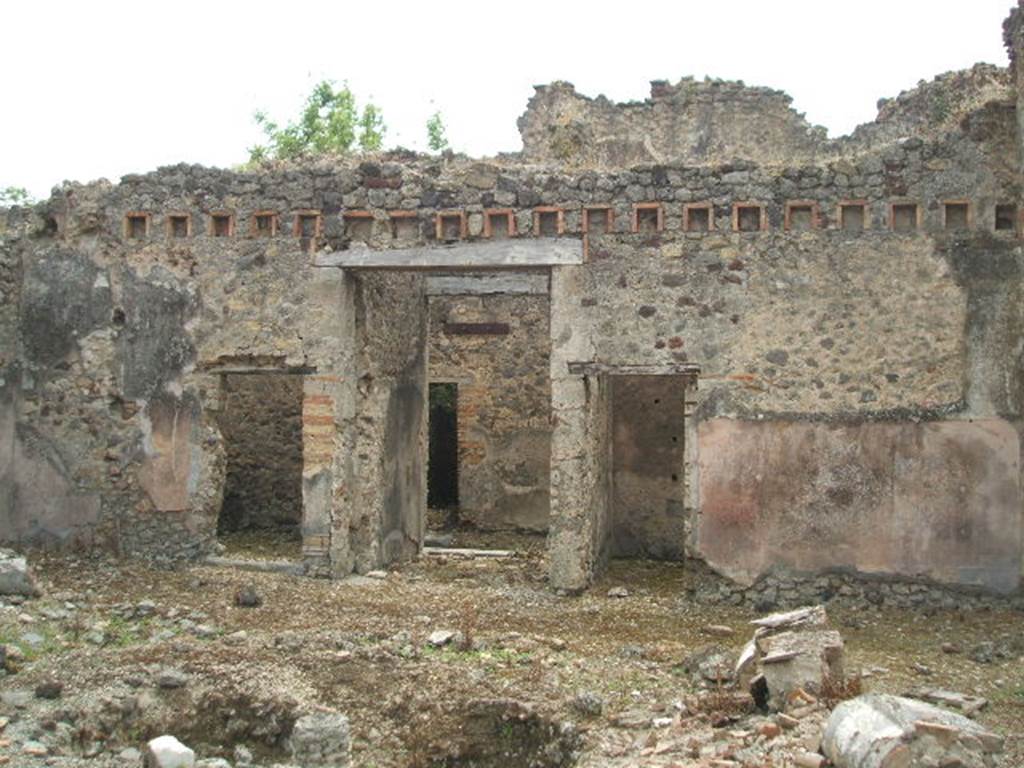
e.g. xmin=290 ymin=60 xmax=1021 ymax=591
xmin=249 ymin=80 xmax=387 ymax=162
xmin=426 ymin=111 xmax=449 ymax=152
xmin=0 ymin=187 xmax=33 ymax=206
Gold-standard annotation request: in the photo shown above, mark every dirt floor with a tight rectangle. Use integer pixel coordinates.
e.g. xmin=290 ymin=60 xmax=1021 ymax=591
xmin=1 ymin=533 xmax=1022 ymax=767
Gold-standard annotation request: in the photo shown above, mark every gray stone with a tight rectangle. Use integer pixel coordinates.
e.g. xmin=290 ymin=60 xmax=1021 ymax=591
xmin=822 ymin=693 xmax=1003 ymax=768
xmin=34 ymin=679 xmax=63 ymax=699
xmin=288 ymin=711 xmax=351 ymax=767
xmin=571 ymin=691 xmax=604 ymax=716
xmin=427 ymin=629 xmax=457 ymax=647
xmin=232 ymin=745 xmax=253 ymax=766
xmin=234 ymin=585 xmax=262 ymax=608
xmin=0 ymin=550 xmax=39 ymax=597
xmin=1 ymin=689 xmax=32 ymax=708
xmin=683 ymin=644 xmax=737 ymax=684
xmin=157 ymin=668 xmax=189 ymax=689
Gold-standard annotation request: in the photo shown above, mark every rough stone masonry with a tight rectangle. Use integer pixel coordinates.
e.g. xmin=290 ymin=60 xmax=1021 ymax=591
xmin=3 ymin=5 xmax=1024 ymax=598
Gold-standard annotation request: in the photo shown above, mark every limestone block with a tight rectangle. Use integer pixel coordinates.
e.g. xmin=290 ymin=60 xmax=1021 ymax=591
xmin=822 ymin=693 xmax=1003 ymax=768
xmin=143 ymin=735 xmax=195 ymax=768
xmin=758 ymin=629 xmax=844 ymax=711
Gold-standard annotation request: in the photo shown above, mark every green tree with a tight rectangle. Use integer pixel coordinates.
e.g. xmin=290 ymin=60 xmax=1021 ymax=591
xmin=358 ymin=104 xmax=386 ymax=151
xmin=426 ymin=110 xmax=449 ymax=152
xmin=249 ymin=80 xmax=386 ymax=162
xmin=0 ymin=187 xmax=33 ymax=206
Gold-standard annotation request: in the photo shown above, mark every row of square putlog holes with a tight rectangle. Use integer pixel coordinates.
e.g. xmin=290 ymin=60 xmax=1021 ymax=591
xmin=122 ymin=201 xmax=1021 ymax=242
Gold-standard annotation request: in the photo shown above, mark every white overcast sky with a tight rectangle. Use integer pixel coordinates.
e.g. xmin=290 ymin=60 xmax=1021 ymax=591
xmin=3 ymin=0 xmax=1014 ymax=198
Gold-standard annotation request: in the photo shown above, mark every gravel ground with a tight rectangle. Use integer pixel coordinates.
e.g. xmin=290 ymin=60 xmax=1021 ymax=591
xmin=0 ymin=533 xmax=1021 ymax=767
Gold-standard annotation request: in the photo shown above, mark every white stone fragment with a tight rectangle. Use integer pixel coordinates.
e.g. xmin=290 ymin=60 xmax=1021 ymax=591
xmin=144 ymin=735 xmax=195 ymax=768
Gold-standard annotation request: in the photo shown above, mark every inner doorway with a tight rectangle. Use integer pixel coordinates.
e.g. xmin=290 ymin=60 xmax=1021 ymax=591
xmin=609 ymin=375 xmax=689 ymax=560
xmin=215 ymin=372 xmax=304 ymax=559
xmin=427 ymin=382 xmax=459 ymax=524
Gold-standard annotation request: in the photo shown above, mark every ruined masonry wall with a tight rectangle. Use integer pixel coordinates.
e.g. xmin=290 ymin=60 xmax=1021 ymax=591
xmin=1 ymin=49 xmax=1022 ymax=592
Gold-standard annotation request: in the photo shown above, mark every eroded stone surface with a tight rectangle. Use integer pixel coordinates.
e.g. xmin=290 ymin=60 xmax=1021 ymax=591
xmin=822 ymin=693 xmax=1004 ymax=768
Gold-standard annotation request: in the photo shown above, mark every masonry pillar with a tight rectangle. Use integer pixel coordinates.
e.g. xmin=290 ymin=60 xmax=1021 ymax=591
xmin=301 ymin=373 xmax=352 ymax=576
xmin=547 ymin=264 xmax=612 ymax=591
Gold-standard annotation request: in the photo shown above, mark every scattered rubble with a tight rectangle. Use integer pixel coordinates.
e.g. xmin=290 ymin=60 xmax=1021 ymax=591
xmin=0 ymin=549 xmax=1016 ymax=767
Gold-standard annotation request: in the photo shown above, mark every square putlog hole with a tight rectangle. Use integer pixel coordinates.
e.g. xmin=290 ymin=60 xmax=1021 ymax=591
xmin=944 ymin=203 xmax=969 ymax=231
xmin=484 ymin=210 xmax=515 ymax=239
xmin=437 ymin=213 xmax=466 ymax=242
xmin=535 ymin=209 xmax=563 ymax=237
xmin=684 ymin=205 xmax=711 ymax=232
xmin=584 ymin=207 xmax=613 ymax=235
xmin=125 ymin=214 xmax=148 ymax=239
xmin=736 ymin=205 xmax=762 ymax=232
xmin=343 ymin=214 xmax=373 ymax=243
xmin=891 ymin=204 xmax=918 ymax=232
xmin=253 ymin=213 xmax=277 ymax=237
xmin=995 ymin=204 xmax=1017 ymax=232
xmin=840 ymin=203 xmax=865 ymax=232
xmin=635 ymin=205 xmax=662 ymax=234
xmin=787 ymin=204 xmax=815 ymax=231
xmin=211 ymin=214 xmax=234 ymax=237
xmin=168 ymin=215 xmax=190 ymax=238
xmin=296 ymin=213 xmax=321 ymax=239
xmin=390 ymin=213 xmax=419 ymax=243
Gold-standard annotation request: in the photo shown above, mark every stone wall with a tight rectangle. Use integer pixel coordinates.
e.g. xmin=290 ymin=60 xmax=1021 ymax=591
xmin=428 ymin=291 xmax=551 ymax=531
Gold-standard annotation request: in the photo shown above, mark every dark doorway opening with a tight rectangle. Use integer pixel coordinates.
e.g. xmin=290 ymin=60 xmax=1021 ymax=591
xmin=428 ymin=382 xmax=459 ymax=517
xmin=610 ymin=375 xmax=687 ymax=561
xmin=216 ymin=373 xmax=304 ymax=559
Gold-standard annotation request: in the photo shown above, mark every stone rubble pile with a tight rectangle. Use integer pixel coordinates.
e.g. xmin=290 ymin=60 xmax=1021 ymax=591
xmin=287 ymin=711 xmax=351 ymax=767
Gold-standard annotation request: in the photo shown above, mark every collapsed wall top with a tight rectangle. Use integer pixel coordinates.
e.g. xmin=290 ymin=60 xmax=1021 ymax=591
xmin=517 ymin=67 xmax=1012 ymax=169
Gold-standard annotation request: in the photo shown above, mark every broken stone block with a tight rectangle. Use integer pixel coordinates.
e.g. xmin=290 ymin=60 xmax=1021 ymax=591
xmin=909 ymin=688 xmax=989 ymax=717
xmin=0 ymin=549 xmax=40 ymax=597
xmin=758 ymin=629 xmax=843 ymax=711
xmin=734 ymin=638 xmax=758 ymax=689
xmin=144 ymin=735 xmax=195 ymax=768
xmin=751 ymin=605 xmax=828 ymax=634
xmin=289 ymin=711 xmax=351 ymax=767
xmin=822 ymin=693 xmax=1003 ymax=768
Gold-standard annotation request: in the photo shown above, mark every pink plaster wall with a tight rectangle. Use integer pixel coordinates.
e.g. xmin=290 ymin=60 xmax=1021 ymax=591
xmin=697 ymin=419 xmax=1022 ymax=593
